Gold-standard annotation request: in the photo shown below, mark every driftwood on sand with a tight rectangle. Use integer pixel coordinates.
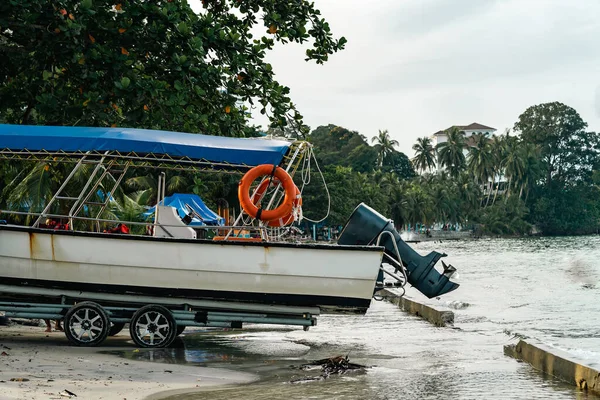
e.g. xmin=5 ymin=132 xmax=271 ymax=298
xmin=290 ymin=355 xmax=367 ymax=383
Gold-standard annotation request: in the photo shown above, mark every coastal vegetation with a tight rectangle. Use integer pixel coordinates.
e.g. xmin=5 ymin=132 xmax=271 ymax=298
xmin=0 ymin=3 xmax=598 ymax=236
xmin=301 ymin=102 xmax=600 ymax=236
xmin=0 ymin=0 xmax=343 ymax=135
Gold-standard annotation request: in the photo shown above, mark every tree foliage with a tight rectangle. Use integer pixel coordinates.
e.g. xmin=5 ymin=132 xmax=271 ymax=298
xmin=309 ymin=125 xmax=377 ymax=173
xmin=0 ymin=0 xmax=345 ymax=135
xmin=532 ymin=186 xmax=600 ymax=235
xmin=436 ymin=127 xmax=466 ymax=178
xmin=412 ymin=136 xmax=436 ymax=173
xmin=514 ymin=102 xmax=599 ymax=186
xmin=300 ymin=125 xmax=414 ymax=225
xmin=409 ymin=102 xmax=600 ymax=236
xmin=371 ymin=129 xmax=399 ymax=167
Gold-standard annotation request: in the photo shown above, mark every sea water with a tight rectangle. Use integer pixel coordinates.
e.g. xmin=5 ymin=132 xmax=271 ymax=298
xmin=119 ymin=236 xmax=600 ymax=399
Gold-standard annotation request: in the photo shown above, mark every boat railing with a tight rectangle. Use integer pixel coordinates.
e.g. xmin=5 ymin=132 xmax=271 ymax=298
xmin=0 ymin=209 xmax=269 ymax=240
xmin=0 ymin=132 xmax=312 ymax=243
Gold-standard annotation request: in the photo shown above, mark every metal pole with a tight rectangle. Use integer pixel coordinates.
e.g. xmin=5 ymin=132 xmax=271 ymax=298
xmin=33 ymin=154 xmax=89 ymax=227
xmin=160 ymin=172 xmax=166 ymax=203
xmin=95 ymin=162 xmax=131 ymax=232
xmin=68 ymin=152 xmax=109 ymax=228
xmin=154 ymin=173 xmax=163 ymax=237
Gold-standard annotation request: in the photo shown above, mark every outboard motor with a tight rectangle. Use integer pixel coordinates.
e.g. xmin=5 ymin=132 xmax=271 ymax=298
xmin=338 ymin=203 xmax=459 ymax=298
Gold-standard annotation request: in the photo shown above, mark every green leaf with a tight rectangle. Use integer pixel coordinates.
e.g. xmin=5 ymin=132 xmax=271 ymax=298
xmin=0 ymin=0 xmax=346 ymax=137
xmin=177 ymin=22 xmax=189 ymax=35
xmin=120 ymin=77 xmax=131 ymax=89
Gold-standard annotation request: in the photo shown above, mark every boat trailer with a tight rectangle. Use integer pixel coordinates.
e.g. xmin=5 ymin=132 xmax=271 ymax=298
xmin=0 ymin=285 xmax=317 ymax=348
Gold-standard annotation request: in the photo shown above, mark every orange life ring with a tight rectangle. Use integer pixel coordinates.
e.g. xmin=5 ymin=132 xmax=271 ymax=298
xmin=238 ymin=164 xmax=296 ymax=222
xmin=252 ymin=181 xmax=302 ymax=227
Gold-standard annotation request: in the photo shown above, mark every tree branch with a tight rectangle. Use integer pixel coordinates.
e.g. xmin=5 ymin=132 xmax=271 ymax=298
xmin=5 ymin=21 xmax=49 ymax=31
xmin=0 ymin=43 xmax=27 ymax=53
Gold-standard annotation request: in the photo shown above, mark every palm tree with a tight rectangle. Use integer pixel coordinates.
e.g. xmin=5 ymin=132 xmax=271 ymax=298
xmin=2 ymin=162 xmax=54 ymax=224
xmin=455 ymin=172 xmax=482 ymax=219
xmin=427 ymin=182 xmax=457 ymax=226
xmin=436 ymin=127 xmax=467 ymax=178
xmin=1 ymin=161 xmax=111 ymax=225
xmin=467 ymin=133 xmax=494 ymax=205
xmin=412 ymin=137 xmax=437 ymax=173
xmin=125 ymin=173 xmax=189 ymax=206
xmin=518 ymin=143 xmax=542 ymax=201
xmin=373 ymin=171 xmax=399 ymax=197
xmin=102 ymin=193 xmax=148 ymax=235
xmin=502 ymin=137 xmax=526 ymax=201
xmin=371 ymin=129 xmax=399 ymax=168
xmin=404 ymin=185 xmax=434 ymax=229
xmin=389 ymin=182 xmax=409 ymax=229
xmin=489 ymin=134 xmax=507 ymax=205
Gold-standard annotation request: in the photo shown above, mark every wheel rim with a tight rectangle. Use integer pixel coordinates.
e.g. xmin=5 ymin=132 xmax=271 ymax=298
xmin=68 ymin=307 xmax=105 ymax=343
xmin=133 ymin=311 xmax=172 ymax=346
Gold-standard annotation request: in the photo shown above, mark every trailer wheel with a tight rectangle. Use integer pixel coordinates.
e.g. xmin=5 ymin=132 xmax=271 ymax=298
xmin=176 ymin=325 xmax=186 ymax=336
xmin=109 ymin=323 xmax=126 ymax=336
xmin=64 ymin=302 xmax=110 ymax=346
xmin=129 ymin=305 xmax=177 ymax=348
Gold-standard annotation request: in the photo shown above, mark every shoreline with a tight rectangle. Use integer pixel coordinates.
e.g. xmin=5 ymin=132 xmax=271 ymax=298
xmin=0 ymin=324 xmax=256 ymax=400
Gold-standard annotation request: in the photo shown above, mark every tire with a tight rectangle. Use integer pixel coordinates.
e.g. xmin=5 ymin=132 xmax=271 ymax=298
xmin=64 ymin=302 xmax=110 ymax=347
xmin=109 ymin=322 xmax=126 ymax=336
xmin=176 ymin=325 xmax=186 ymax=336
xmin=129 ymin=305 xmax=177 ymax=348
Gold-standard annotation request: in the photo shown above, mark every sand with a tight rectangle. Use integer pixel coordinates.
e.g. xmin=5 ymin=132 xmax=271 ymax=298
xmin=0 ymin=324 xmax=255 ymax=400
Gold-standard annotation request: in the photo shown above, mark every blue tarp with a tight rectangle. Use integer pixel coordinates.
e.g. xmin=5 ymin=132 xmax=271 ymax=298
xmin=144 ymin=193 xmax=224 ymax=226
xmin=0 ymin=124 xmax=291 ymax=167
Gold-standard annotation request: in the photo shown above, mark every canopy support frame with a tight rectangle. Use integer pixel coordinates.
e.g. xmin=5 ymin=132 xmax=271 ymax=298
xmin=67 ymin=152 xmax=109 ymax=229
xmin=33 ymin=152 xmax=93 ymax=228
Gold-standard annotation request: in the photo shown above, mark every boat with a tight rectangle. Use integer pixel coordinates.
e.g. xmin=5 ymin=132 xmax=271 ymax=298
xmin=0 ymin=124 xmax=458 ymax=348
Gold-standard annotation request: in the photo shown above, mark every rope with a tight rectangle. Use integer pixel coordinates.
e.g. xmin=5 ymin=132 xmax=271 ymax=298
xmin=300 ymin=147 xmax=330 ymax=224
xmin=239 ymin=145 xmax=331 ymax=229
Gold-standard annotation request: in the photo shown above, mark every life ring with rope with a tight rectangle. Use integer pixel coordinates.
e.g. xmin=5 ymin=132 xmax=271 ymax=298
xmin=252 ymin=179 xmax=302 ymax=227
xmin=238 ymin=164 xmax=296 ymax=222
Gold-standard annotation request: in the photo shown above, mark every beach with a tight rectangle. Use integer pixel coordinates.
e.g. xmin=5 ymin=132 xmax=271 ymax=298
xmin=0 ymin=324 xmax=255 ymax=400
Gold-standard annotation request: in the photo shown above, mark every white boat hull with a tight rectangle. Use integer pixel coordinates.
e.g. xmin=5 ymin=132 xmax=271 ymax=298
xmin=0 ymin=226 xmax=383 ymax=313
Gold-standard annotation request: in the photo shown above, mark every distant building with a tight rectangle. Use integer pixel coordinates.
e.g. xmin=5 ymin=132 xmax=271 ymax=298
xmin=430 ymin=122 xmax=496 ymax=148
xmin=430 ymin=123 xmax=498 ymax=182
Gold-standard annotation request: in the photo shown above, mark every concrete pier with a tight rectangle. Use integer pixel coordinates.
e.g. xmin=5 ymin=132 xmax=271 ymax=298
xmin=504 ymin=339 xmax=600 ymax=394
xmin=381 ymin=288 xmax=454 ymax=327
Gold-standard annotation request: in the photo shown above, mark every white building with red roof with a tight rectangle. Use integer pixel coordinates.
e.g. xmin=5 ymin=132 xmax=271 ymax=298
xmin=431 ymin=122 xmax=496 ymax=148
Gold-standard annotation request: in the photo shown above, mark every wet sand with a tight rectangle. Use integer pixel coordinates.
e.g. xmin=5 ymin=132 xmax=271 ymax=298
xmin=0 ymin=324 xmax=255 ymax=400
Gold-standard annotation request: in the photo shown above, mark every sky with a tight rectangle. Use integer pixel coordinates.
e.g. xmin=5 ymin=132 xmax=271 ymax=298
xmin=189 ymin=0 xmax=600 ymax=156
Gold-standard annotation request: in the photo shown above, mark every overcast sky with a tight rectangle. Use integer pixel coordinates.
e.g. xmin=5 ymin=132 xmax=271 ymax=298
xmin=190 ymin=0 xmax=600 ymax=156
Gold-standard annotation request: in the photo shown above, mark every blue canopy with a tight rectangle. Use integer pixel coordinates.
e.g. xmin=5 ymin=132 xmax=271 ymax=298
xmin=145 ymin=193 xmax=224 ymax=226
xmin=0 ymin=124 xmax=291 ymax=167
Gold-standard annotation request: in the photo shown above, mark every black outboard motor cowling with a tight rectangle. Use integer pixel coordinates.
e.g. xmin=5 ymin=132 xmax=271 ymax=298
xmin=338 ymin=203 xmax=459 ymax=298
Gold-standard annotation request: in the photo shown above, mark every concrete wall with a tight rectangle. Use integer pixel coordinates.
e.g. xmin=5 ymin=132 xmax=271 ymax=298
xmin=504 ymin=339 xmax=600 ymax=394
xmin=381 ymin=288 xmax=454 ymax=327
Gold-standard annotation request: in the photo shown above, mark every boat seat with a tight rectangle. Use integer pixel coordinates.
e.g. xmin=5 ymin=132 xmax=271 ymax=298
xmin=154 ymin=205 xmax=196 ymax=239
